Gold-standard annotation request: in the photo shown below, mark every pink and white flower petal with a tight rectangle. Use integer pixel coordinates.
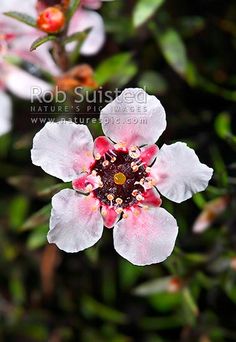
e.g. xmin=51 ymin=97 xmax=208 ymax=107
xmin=31 ymin=122 xmax=94 ymax=182
xmin=0 ymin=2 xmax=37 ymax=36
xmin=141 ymin=188 xmax=162 ymax=207
xmin=81 ymin=0 xmax=102 ymax=9
xmin=101 ymin=205 xmax=119 ymax=229
xmin=4 ymin=64 xmax=51 ymax=99
xmin=68 ymin=9 xmax=105 ymax=56
xmin=140 ymin=144 xmax=159 ymax=165
xmin=73 ymin=173 xmax=101 ymax=193
xmin=48 ymin=189 xmax=103 ymax=253
xmin=151 ymin=142 xmax=214 ymax=203
xmin=100 ymin=88 xmax=166 ymax=147
xmin=113 ymin=207 xmax=178 ymax=266
xmin=0 ymin=91 xmax=12 ymax=136
xmin=93 ymin=136 xmax=114 ymax=157
xmin=0 ymin=0 xmax=36 ymax=16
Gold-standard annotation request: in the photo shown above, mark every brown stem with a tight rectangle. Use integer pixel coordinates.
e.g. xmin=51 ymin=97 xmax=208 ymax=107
xmin=52 ymin=39 xmax=70 ymax=72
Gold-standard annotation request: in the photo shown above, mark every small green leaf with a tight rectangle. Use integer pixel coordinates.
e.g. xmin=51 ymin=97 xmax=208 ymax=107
xmin=37 ymin=182 xmax=70 ymax=199
xmin=192 ymin=193 xmax=207 ymax=209
xmin=20 ymin=204 xmax=51 ymax=231
xmin=81 ymin=296 xmax=127 ymax=324
xmin=138 ymin=71 xmax=168 ymax=94
xmin=30 ymin=35 xmax=57 ymax=51
xmin=151 ymin=22 xmax=188 ymax=76
xmin=182 ymin=288 xmax=199 ymax=319
xmin=95 ymin=53 xmax=137 ymax=87
xmin=133 ymin=277 xmax=172 ymax=296
xmin=27 ymin=225 xmax=48 ymax=250
xmin=133 ymin=0 xmax=165 ymax=27
xmin=9 ymin=272 xmax=26 ymax=305
xmin=4 ymin=11 xmax=37 ymax=28
xmin=63 ymin=28 xmax=91 ymax=45
xmin=67 ymin=0 xmax=81 ymax=21
xmin=9 ymin=196 xmax=29 ymax=230
xmin=215 ymin=112 xmax=231 ymax=139
xmin=150 ymin=292 xmax=182 ymax=313
xmin=158 ymin=28 xmax=188 ymax=76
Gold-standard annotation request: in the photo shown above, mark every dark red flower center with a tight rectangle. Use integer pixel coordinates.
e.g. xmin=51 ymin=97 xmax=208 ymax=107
xmin=91 ymin=150 xmax=148 ymax=208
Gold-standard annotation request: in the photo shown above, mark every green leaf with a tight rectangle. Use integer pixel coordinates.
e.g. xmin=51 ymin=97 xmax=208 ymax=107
xmin=27 ymin=225 xmax=48 ymax=250
xmin=181 ymin=288 xmax=199 ymax=321
xmin=67 ymin=0 xmax=81 ymax=22
xmin=215 ymin=112 xmax=231 ymax=139
xmin=140 ymin=315 xmax=183 ymax=330
xmin=30 ymin=35 xmax=57 ymax=52
xmin=4 ymin=11 xmax=37 ymax=28
xmin=149 ymin=292 xmax=182 ymax=313
xmin=9 ymin=272 xmax=26 ymax=305
xmin=7 ymin=175 xmax=57 ymax=198
xmin=119 ymin=260 xmax=143 ymax=289
xmin=20 ymin=204 xmax=51 ymax=231
xmin=192 ymin=193 xmax=207 ymax=209
xmin=0 ymin=133 xmax=11 ymax=158
xmin=9 ymin=196 xmax=30 ymax=230
xmin=95 ymin=53 xmax=137 ymax=87
xmin=210 ymin=145 xmax=228 ymax=187
xmin=81 ymin=296 xmax=127 ymax=324
xmin=36 ymin=182 xmax=70 ymax=199
xmin=133 ymin=0 xmax=165 ymax=27
xmin=151 ymin=23 xmax=188 ymax=76
xmin=159 ymin=28 xmax=188 ymax=76
xmin=63 ymin=28 xmax=91 ymax=45
xmin=138 ymin=71 xmax=168 ymax=94
xmin=133 ymin=277 xmax=172 ymax=296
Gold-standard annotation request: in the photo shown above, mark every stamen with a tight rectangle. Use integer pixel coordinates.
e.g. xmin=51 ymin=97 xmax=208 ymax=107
xmin=146 ymin=167 xmax=151 ymax=173
xmin=95 ymin=153 xmax=101 ymax=160
xmin=102 ymin=160 xmax=109 ymax=167
xmin=107 ymin=194 xmax=114 ymax=201
xmin=142 ymin=177 xmax=156 ymax=190
xmin=129 ymin=146 xmax=141 ymax=159
xmin=132 ymin=189 xmax=139 ymax=197
xmin=116 ymin=198 xmax=123 ymax=205
xmin=132 ymin=165 xmax=139 ymax=172
xmin=136 ymin=194 xmax=144 ymax=201
xmin=111 ymin=157 xmax=116 ymax=163
xmin=91 ymin=170 xmax=97 ymax=176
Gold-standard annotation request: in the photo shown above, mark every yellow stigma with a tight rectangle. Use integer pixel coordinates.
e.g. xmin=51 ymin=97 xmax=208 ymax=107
xmin=114 ymin=172 xmax=126 ymax=185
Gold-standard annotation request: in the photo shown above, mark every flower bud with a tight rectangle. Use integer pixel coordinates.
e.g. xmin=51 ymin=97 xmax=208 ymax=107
xmin=37 ymin=7 xmax=65 ymax=33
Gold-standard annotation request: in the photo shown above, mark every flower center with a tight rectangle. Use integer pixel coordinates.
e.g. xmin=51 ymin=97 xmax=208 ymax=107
xmin=114 ymin=172 xmax=126 ymax=185
xmin=91 ymin=150 xmax=148 ymax=209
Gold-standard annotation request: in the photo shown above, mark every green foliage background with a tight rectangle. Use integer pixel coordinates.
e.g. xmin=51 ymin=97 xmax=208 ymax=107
xmin=0 ymin=0 xmax=236 ymax=341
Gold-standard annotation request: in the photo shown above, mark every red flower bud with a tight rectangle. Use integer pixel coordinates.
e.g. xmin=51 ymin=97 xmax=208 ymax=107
xmin=37 ymin=7 xmax=65 ymax=33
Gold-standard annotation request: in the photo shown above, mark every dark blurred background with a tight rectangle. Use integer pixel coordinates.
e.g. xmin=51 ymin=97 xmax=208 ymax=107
xmin=0 ymin=0 xmax=236 ymax=341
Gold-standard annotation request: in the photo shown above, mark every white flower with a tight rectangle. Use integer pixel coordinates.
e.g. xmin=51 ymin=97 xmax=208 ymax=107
xmin=0 ymin=90 xmax=12 ymax=136
xmin=31 ymin=88 xmax=213 ymax=266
